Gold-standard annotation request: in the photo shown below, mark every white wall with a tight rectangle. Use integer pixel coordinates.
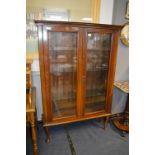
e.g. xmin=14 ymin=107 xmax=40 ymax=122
xmin=100 ymin=0 xmax=129 ymax=114
xmin=100 ymin=0 xmax=114 ymax=24
xmin=31 ymin=72 xmax=43 ymax=120
xmin=115 ymin=40 xmax=129 ymax=81
xmin=100 ymin=0 xmax=129 ymax=81
xmin=112 ymin=0 xmax=129 ymax=81
xmin=27 ymin=0 xmax=92 ymax=22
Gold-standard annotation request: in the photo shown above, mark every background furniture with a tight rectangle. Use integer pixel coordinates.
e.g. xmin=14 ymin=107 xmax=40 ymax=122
xmin=26 ymin=60 xmax=38 ymax=155
xmin=35 ymin=21 xmax=122 ymax=142
xmin=112 ymin=81 xmax=129 ymax=136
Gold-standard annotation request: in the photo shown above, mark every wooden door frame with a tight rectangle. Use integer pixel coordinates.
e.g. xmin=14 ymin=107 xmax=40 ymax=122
xmin=41 ymin=24 xmax=83 ymax=123
xmin=82 ymin=28 xmax=116 ymax=116
xmin=37 ymin=25 xmax=52 ymax=123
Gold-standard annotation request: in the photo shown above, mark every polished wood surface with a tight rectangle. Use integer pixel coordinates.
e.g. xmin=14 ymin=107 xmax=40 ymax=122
xmin=113 ymin=117 xmax=129 ymax=132
xmin=26 ymin=61 xmax=38 ymax=155
xmin=35 ymin=20 xmax=123 ymax=29
xmin=35 ymin=21 xmax=122 ymax=141
xmin=26 ymin=88 xmax=38 ymax=155
xmin=44 ymin=112 xmax=111 ymax=127
xmin=26 ymin=60 xmax=32 ymax=89
xmin=113 ymin=94 xmax=129 ymax=133
xmin=26 ymin=88 xmax=36 ymax=113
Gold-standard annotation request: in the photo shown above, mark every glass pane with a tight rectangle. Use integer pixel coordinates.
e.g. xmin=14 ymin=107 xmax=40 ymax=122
xmin=85 ymin=32 xmax=112 ymax=113
xmin=48 ymin=32 xmax=77 ymax=118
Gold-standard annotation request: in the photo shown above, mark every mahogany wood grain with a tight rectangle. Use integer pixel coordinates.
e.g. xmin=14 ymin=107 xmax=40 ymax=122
xmin=44 ymin=126 xmax=50 ymax=143
xmin=35 ymin=21 xmax=122 ymax=141
xmin=38 ymin=25 xmax=51 ymax=123
xmin=77 ymin=28 xmax=84 ymax=118
xmin=42 ymin=26 xmax=53 ymax=121
xmin=44 ymin=112 xmax=111 ymax=127
xmin=105 ymin=31 xmax=120 ymax=113
xmin=35 ymin=20 xmax=122 ymax=30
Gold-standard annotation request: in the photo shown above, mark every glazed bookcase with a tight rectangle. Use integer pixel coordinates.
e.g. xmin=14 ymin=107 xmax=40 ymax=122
xmin=35 ymin=20 xmax=122 ymax=142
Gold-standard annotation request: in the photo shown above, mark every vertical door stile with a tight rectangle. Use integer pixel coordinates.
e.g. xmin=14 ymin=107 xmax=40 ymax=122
xmin=81 ymin=28 xmax=87 ymax=116
xmin=38 ymin=25 xmax=48 ymax=123
xmin=43 ymin=26 xmax=53 ymax=121
xmin=77 ymin=28 xmax=83 ymax=118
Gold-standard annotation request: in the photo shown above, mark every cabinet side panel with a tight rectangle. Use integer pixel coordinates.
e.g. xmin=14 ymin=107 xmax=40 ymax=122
xmin=106 ymin=30 xmax=120 ymax=113
xmin=42 ymin=26 xmax=53 ymax=121
xmin=37 ymin=25 xmax=49 ymax=123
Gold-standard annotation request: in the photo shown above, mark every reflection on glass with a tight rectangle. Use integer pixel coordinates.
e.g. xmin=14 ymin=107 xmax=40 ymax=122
xmin=48 ymin=32 xmax=77 ymax=118
xmin=85 ymin=33 xmax=112 ymax=113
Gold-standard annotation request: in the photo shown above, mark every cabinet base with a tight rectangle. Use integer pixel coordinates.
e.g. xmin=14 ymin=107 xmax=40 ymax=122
xmin=43 ymin=113 xmax=111 ymax=127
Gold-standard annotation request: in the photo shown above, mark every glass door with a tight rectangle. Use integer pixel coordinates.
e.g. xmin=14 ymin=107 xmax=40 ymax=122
xmin=84 ymin=31 xmax=112 ymax=114
xmin=48 ymin=31 xmax=78 ymax=118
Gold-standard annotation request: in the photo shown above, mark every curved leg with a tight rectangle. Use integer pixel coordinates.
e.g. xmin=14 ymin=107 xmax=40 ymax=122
xmin=44 ymin=126 xmax=50 ymax=143
xmin=103 ymin=116 xmax=109 ymax=130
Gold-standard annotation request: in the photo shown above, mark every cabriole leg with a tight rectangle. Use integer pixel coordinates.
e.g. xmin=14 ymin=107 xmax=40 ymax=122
xmin=103 ymin=116 xmax=109 ymax=130
xmin=44 ymin=126 xmax=50 ymax=143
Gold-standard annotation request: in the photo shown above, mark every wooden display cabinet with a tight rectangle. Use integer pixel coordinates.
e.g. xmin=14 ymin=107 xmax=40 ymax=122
xmin=35 ymin=20 xmax=122 ymax=142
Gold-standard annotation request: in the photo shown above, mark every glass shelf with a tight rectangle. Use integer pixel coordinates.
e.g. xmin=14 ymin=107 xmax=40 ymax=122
xmin=85 ymin=95 xmax=106 ymax=113
xmin=87 ymin=48 xmax=110 ymax=51
xmin=50 ymin=47 xmax=77 ymax=51
xmin=53 ymin=98 xmax=76 ymax=118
